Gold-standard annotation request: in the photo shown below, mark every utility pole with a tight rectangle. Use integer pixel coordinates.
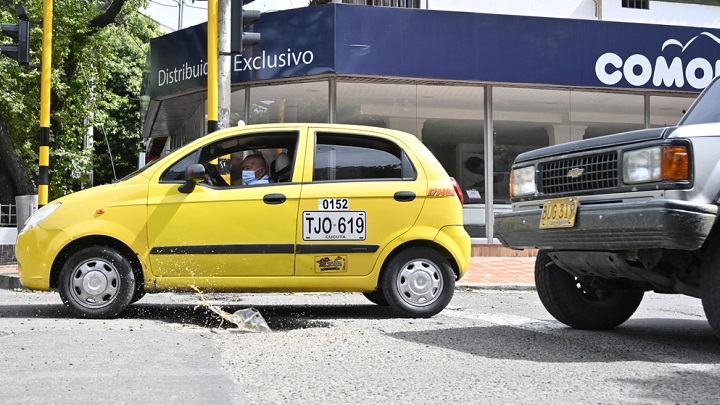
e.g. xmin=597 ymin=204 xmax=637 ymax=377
xmin=207 ymin=0 xmax=218 ymax=134
xmin=218 ymin=0 xmax=231 ymax=130
xmin=178 ymin=0 xmax=184 ymax=30
xmin=38 ymin=1 xmax=53 ymax=207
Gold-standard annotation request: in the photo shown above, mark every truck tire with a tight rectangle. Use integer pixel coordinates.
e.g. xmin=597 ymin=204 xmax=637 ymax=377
xmin=535 ymin=250 xmax=644 ymax=330
xmin=700 ymin=243 xmax=720 ymax=339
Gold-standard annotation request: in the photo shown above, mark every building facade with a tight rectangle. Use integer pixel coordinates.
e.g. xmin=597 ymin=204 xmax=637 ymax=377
xmin=142 ymin=2 xmax=720 ymax=246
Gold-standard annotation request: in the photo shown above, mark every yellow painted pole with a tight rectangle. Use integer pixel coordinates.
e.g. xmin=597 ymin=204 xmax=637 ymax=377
xmin=38 ymin=0 xmax=53 ymax=207
xmin=207 ymin=0 xmax=218 ymax=134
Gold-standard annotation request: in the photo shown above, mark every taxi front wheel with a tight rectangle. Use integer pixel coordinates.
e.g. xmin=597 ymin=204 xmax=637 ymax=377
xmin=58 ymin=246 xmax=136 ymax=319
xmin=381 ymin=247 xmax=455 ymax=318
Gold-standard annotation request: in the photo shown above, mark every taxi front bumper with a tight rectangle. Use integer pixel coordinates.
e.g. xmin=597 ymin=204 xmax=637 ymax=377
xmin=16 ymin=226 xmax=71 ymax=290
xmin=494 ymin=199 xmax=718 ymax=251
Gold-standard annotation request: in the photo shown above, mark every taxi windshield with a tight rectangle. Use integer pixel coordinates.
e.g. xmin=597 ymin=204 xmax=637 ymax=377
xmin=118 ymin=155 xmax=166 ymax=182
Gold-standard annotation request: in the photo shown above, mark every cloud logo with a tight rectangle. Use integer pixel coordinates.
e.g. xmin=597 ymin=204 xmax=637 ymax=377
xmin=662 ymin=32 xmax=720 ymax=52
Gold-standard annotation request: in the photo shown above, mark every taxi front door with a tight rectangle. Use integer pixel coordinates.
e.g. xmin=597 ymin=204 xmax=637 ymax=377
xmin=146 ymin=182 xmax=300 ymax=277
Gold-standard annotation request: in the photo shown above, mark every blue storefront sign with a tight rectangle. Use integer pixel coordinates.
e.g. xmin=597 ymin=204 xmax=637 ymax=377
xmin=148 ymin=4 xmax=720 ymax=99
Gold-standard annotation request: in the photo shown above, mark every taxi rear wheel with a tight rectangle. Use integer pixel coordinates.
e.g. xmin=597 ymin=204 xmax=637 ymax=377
xmin=381 ymin=247 xmax=455 ymax=318
xmin=58 ymin=246 xmax=136 ymax=319
xmin=362 ymin=289 xmax=389 ymax=306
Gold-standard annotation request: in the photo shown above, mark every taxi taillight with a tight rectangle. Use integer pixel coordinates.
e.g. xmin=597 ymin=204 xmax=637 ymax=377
xmin=450 ymin=177 xmax=464 ymax=205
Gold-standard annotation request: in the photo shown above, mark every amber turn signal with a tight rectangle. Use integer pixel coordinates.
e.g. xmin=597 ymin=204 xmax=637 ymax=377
xmin=661 ymin=146 xmax=689 ymax=181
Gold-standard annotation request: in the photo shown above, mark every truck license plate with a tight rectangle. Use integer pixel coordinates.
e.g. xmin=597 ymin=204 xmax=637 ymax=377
xmin=303 ymin=211 xmax=366 ymax=241
xmin=540 ymin=197 xmax=578 ymax=229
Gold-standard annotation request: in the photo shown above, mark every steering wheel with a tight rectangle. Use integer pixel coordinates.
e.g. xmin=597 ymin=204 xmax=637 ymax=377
xmin=202 ymin=163 xmax=229 ymax=187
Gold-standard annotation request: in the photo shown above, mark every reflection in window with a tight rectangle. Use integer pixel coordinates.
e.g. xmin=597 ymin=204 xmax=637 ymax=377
xmin=676 ymin=84 xmax=718 ymax=126
xmin=492 ymin=87 xmax=647 ymax=202
xmin=248 ymin=82 xmax=328 ymax=124
xmin=650 ymin=95 xmax=694 ymax=128
xmin=230 ymin=88 xmax=246 ymax=126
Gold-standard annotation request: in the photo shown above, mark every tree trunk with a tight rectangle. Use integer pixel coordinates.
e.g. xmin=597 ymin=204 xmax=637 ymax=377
xmin=0 ymin=115 xmax=34 ymax=204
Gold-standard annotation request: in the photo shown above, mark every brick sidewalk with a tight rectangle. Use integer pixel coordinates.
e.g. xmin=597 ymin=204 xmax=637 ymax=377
xmin=0 ymin=256 xmax=537 ymax=290
xmin=460 ymin=257 xmax=535 ymax=287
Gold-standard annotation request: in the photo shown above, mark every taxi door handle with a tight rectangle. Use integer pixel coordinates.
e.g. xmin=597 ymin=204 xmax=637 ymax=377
xmin=263 ymin=193 xmax=287 ymax=205
xmin=394 ymin=191 xmax=416 ymax=202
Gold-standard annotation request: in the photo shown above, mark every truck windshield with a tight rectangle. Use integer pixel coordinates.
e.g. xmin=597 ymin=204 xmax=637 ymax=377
xmin=679 ymin=77 xmax=720 ymax=126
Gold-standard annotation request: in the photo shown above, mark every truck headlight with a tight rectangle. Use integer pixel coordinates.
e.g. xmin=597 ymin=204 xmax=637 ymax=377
xmin=21 ymin=202 xmax=61 ymax=232
xmin=511 ymin=166 xmax=536 ymax=197
xmin=623 ymin=146 xmax=689 ymax=184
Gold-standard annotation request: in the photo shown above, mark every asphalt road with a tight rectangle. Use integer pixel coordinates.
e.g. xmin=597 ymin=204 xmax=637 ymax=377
xmin=1 ymin=288 xmax=718 ymax=404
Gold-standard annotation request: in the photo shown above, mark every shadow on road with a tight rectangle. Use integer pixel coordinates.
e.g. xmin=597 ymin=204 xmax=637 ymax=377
xmin=124 ymin=302 xmax=399 ymax=330
xmin=388 ymin=318 xmax=720 ymax=364
xmin=0 ymin=300 xmax=399 ymax=331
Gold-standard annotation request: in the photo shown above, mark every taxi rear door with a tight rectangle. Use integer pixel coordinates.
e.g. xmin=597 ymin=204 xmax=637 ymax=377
xmin=295 ymin=128 xmax=426 ymax=277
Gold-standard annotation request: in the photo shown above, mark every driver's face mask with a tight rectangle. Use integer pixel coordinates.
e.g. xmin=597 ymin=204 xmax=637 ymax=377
xmin=242 ymin=168 xmax=261 ymax=185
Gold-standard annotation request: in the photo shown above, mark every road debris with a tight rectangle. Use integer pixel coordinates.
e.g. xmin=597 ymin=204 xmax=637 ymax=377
xmin=193 ymin=286 xmax=271 ymax=332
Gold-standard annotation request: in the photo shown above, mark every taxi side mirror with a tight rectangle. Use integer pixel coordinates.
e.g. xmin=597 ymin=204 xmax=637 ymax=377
xmin=178 ymin=164 xmax=205 ymax=193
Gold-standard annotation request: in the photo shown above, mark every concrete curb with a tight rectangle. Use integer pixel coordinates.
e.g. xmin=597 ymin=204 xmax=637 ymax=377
xmin=0 ymin=273 xmax=23 ymax=290
xmin=456 ymin=283 xmax=536 ymax=291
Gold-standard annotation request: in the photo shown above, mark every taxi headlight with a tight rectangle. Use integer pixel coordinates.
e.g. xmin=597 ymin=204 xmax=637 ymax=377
xmin=623 ymin=146 xmax=689 ymax=184
xmin=21 ymin=202 xmax=61 ymax=232
xmin=511 ymin=166 xmax=536 ymax=197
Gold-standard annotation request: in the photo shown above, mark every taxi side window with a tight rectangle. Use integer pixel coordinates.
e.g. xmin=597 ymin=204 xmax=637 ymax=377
xmin=160 ymin=131 xmax=299 ymax=186
xmin=313 ymin=133 xmax=416 ymax=181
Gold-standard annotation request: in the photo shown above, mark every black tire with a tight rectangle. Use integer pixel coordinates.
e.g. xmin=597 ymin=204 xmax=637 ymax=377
xmin=700 ymin=242 xmax=720 ymax=338
xmin=535 ymin=250 xmax=644 ymax=330
xmin=363 ymin=289 xmax=389 ymax=306
xmin=130 ymin=286 xmax=146 ymax=304
xmin=58 ymin=246 xmax=136 ymax=319
xmin=381 ymin=247 xmax=455 ymax=318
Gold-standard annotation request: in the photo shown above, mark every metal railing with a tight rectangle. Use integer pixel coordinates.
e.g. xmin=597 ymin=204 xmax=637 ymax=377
xmin=0 ymin=204 xmax=17 ymax=228
xmin=0 ymin=204 xmax=17 ymax=264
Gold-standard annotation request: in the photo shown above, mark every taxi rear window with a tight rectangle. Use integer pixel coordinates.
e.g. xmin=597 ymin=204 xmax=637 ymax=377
xmin=313 ymin=133 xmax=416 ymax=181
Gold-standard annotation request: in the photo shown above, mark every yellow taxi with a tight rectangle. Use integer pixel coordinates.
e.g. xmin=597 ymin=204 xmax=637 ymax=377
xmin=16 ymin=124 xmax=470 ymax=319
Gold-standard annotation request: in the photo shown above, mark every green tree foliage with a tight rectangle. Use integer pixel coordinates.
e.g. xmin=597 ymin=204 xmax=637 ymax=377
xmin=0 ymin=0 xmax=161 ymax=201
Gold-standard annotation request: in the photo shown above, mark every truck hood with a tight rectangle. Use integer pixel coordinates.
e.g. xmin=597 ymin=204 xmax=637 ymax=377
xmin=514 ymin=127 xmax=671 ymax=163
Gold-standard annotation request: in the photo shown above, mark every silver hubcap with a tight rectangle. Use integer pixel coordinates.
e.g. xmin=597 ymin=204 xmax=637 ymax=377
xmin=69 ymin=259 xmax=120 ymax=308
xmin=396 ymin=259 xmax=443 ymax=307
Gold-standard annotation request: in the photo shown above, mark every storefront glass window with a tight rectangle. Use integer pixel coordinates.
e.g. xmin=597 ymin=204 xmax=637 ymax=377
xmin=417 ymin=85 xmax=486 ymax=238
xmin=230 ymin=88 xmax=246 ymax=126
xmin=337 ymin=81 xmax=487 ymax=237
xmin=336 ymin=82 xmax=417 ymax=132
xmin=248 ymin=82 xmax=329 ymax=124
xmin=649 ymin=95 xmax=695 ymax=128
xmin=492 ymin=87 xmax=645 ymax=234
xmin=572 ymin=91 xmax=645 ymax=139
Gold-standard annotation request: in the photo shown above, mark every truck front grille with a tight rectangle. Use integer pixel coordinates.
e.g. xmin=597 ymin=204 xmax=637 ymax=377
xmin=540 ymin=152 xmax=618 ymax=194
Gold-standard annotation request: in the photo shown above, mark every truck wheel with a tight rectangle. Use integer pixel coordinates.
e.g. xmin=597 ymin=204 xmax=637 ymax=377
xmin=700 ymin=245 xmax=720 ymax=338
xmin=381 ymin=247 xmax=455 ymax=318
xmin=535 ymin=250 xmax=644 ymax=330
xmin=58 ymin=246 xmax=136 ymax=319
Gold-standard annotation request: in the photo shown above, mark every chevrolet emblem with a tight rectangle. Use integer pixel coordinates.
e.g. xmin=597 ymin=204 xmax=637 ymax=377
xmin=567 ymin=168 xmax=584 ymax=178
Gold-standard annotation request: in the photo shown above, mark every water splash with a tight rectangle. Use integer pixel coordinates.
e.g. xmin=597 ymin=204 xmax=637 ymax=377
xmin=192 ymin=286 xmax=271 ymax=332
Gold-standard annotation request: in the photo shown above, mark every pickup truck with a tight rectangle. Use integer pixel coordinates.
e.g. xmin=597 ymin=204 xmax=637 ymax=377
xmin=494 ymin=75 xmax=720 ymax=337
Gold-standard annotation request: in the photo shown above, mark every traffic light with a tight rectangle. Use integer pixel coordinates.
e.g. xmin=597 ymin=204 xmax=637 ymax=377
xmin=1 ymin=3 xmax=30 ymax=65
xmin=231 ymin=1 xmax=261 ymax=53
